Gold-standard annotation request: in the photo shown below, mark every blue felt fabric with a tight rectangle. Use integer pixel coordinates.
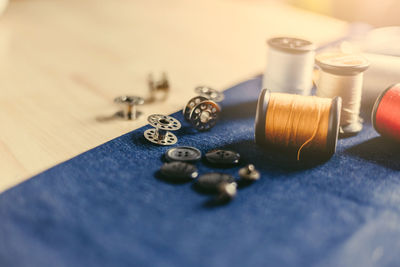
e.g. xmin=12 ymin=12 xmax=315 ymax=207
xmin=1 ymin=76 xmax=400 ymax=267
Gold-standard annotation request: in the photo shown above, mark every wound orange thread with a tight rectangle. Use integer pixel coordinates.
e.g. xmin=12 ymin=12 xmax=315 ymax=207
xmin=265 ymin=93 xmax=331 ymax=160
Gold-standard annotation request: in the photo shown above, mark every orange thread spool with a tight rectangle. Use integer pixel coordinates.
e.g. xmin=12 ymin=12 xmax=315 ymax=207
xmin=255 ymin=89 xmax=342 ymax=160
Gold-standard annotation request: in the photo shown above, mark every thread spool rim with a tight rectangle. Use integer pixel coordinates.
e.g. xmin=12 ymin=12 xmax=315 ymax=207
xmin=267 ymin=37 xmax=316 ymax=54
xmin=326 ymin=96 xmax=342 ymax=157
xmin=315 ymin=52 xmax=370 ymax=76
xmin=254 ymin=88 xmax=270 ymax=146
xmin=371 ymin=83 xmax=399 ymax=134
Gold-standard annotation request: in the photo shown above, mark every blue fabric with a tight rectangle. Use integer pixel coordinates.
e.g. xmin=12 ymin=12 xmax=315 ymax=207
xmin=1 ymin=76 xmax=400 ymax=267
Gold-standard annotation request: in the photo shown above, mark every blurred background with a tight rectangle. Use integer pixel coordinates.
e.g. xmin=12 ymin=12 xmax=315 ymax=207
xmin=290 ymin=0 xmax=399 ymax=26
xmin=2 ymin=0 xmax=400 ymax=26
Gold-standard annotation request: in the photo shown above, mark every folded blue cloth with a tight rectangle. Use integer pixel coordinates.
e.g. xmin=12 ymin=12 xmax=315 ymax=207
xmin=1 ymin=76 xmax=400 ymax=267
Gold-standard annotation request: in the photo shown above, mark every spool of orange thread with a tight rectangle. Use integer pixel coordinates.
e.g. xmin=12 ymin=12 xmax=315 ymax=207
xmin=255 ymin=89 xmax=342 ymax=160
xmin=372 ymin=84 xmax=400 ymax=142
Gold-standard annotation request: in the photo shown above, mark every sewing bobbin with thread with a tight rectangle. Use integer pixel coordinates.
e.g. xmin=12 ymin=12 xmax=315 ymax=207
xmin=372 ymin=83 xmax=400 ymax=142
xmin=263 ymin=37 xmax=316 ymax=95
xmin=255 ymin=89 xmax=341 ymax=162
xmin=315 ymin=52 xmax=370 ymax=137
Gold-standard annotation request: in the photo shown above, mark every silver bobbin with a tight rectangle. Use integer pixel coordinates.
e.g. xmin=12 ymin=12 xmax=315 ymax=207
xmin=114 ymin=95 xmax=144 ymax=120
xmin=146 ymin=72 xmax=170 ymax=103
xmin=195 ymin=86 xmax=224 ymax=102
xmin=189 ymin=100 xmax=220 ymax=131
xmin=183 ymin=87 xmax=223 ymax=131
xmin=183 ymin=96 xmax=208 ymax=121
xmin=144 ymin=114 xmax=181 ymax=145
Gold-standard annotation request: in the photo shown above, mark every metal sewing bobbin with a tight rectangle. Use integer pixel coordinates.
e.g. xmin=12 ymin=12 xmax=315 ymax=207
xmin=144 ymin=114 xmax=181 ymax=145
xmin=183 ymin=86 xmax=223 ymax=131
xmin=195 ymin=86 xmax=225 ymax=102
xmin=114 ymin=95 xmax=144 ymax=120
xmin=146 ymin=72 xmax=170 ymax=103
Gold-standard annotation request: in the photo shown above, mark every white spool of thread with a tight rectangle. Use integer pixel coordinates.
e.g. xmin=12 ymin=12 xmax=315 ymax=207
xmin=315 ymin=52 xmax=370 ymax=136
xmin=263 ymin=37 xmax=315 ymax=95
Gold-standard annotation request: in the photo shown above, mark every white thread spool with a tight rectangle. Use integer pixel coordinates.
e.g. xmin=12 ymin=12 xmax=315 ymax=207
xmin=315 ymin=52 xmax=370 ymax=136
xmin=263 ymin=37 xmax=315 ymax=95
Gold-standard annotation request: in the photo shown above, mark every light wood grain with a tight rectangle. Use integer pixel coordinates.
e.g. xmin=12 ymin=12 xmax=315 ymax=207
xmin=0 ymin=0 xmax=347 ymax=192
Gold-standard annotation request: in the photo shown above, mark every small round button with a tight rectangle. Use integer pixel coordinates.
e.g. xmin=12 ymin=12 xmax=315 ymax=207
xmin=195 ymin=173 xmax=236 ymax=193
xmin=165 ymin=146 xmax=202 ymax=162
xmin=160 ymin=162 xmax=198 ymax=182
xmin=238 ymin=164 xmax=260 ymax=181
xmin=205 ymin=149 xmax=240 ymax=165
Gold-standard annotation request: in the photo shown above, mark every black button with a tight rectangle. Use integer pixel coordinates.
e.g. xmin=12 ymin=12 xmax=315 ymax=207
xmin=160 ymin=162 xmax=198 ymax=181
xmin=205 ymin=149 xmax=240 ymax=165
xmin=165 ymin=146 xmax=202 ymax=162
xmin=195 ymin=173 xmax=236 ymax=193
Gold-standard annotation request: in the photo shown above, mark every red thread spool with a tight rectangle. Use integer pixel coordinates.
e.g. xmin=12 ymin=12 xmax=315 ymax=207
xmin=372 ymin=84 xmax=400 ymax=142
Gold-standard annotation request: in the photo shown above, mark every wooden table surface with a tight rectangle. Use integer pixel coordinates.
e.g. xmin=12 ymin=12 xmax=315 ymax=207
xmin=0 ymin=0 xmax=347 ymax=192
